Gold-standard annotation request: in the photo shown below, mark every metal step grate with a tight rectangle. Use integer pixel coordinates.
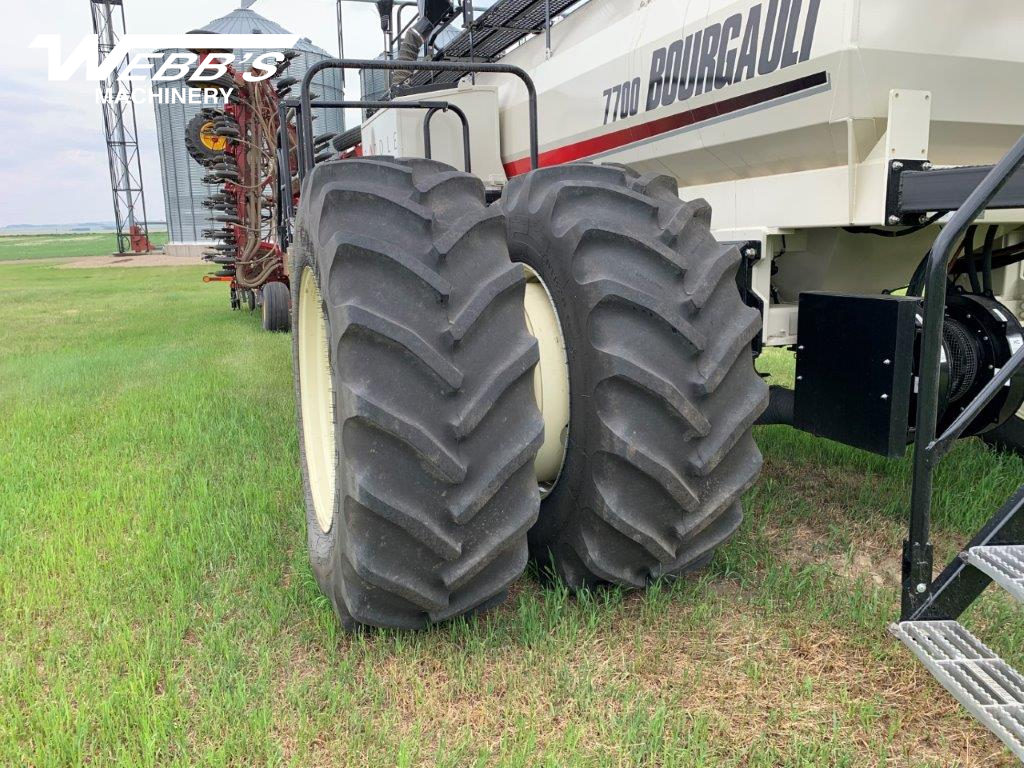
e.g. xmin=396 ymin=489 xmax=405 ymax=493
xmin=891 ymin=620 xmax=1024 ymax=760
xmin=964 ymin=545 xmax=1024 ymax=605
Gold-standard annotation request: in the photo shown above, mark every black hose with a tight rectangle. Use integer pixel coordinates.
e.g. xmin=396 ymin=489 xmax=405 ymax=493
xmin=908 ymin=248 xmax=932 ymax=297
xmin=397 ymin=25 xmax=425 ymax=62
xmin=755 ymin=386 xmax=795 ymax=426
xmin=964 ymin=225 xmax=982 ymax=294
xmin=952 ymin=243 xmax=1024 ymax=276
xmin=393 ymin=19 xmax=431 ymax=84
xmin=982 ymin=225 xmax=997 ymax=296
xmin=331 ymin=125 xmax=364 ymax=153
xmin=842 ymin=210 xmax=946 ymax=238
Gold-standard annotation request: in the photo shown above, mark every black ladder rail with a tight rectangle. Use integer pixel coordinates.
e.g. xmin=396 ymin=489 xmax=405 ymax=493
xmin=902 ymin=130 xmax=1024 ymax=620
xmin=275 ymin=99 xmax=294 ymax=246
xmin=931 ymin=344 xmax=1024 ymax=461
xmin=298 ymin=58 xmax=539 ymax=177
xmin=908 ymin=486 xmax=1024 ymax=622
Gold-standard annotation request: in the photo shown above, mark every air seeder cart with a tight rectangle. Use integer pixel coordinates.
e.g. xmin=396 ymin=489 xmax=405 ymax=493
xmin=242 ymin=0 xmax=1024 ymax=756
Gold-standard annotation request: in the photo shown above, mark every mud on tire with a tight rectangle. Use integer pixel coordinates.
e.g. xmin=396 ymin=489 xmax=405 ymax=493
xmin=292 ymin=157 xmax=543 ymax=629
xmin=501 ymin=163 xmax=768 ymax=589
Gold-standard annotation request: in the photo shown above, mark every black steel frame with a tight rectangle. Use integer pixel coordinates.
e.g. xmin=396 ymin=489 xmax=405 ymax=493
xmin=283 ymin=98 xmax=471 ymax=175
xmin=901 ymin=131 xmax=1024 ymax=620
xmin=894 ymin=163 xmax=1024 ymax=219
xmin=726 ymin=240 xmax=764 ymax=357
xmin=404 ymin=0 xmax=580 ymax=88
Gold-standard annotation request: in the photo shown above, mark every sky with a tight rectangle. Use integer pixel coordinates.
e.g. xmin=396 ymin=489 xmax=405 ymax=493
xmin=2 ymin=0 xmax=388 ymax=226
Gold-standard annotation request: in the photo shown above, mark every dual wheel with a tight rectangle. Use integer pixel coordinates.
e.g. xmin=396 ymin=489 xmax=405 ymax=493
xmin=291 ymin=157 xmax=767 ymax=629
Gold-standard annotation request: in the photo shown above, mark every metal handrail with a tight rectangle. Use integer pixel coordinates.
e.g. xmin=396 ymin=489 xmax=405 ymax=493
xmin=275 ymin=97 xmax=473 ymax=247
xmin=422 ymin=104 xmax=471 ymax=172
xmin=275 ymin=99 xmax=294 ymax=226
xmin=284 ymin=98 xmax=472 ymax=176
xmin=298 ymin=58 xmax=539 ymax=175
xmin=902 ymin=130 xmax=1024 ymax=618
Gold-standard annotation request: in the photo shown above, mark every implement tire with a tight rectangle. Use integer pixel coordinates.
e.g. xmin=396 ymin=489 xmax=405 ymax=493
xmin=261 ymin=281 xmax=290 ymax=332
xmin=502 ymin=163 xmax=767 ymax=589
xmin=292 ymin=157 xmax=543 ymax=629
xmin=184 ymin=111 xmax=228 ymax=167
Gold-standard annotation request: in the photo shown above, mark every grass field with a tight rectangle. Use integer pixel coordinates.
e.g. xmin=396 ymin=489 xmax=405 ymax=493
xmin=0 ymin=231 xmax=169 ymax=262
xmin=1 ymin=254 xmax=1023 ymax=767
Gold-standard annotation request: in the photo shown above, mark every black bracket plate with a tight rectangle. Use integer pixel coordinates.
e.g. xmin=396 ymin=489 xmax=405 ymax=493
xmin=793 ymin=292 xmax=922 ymax=458
xmin=884 ymin=158 xmax=929 ymax=225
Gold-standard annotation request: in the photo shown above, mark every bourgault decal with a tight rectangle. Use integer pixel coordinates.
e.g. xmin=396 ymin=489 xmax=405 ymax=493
xmin=602 ymin=0 xmax=821 ymax=125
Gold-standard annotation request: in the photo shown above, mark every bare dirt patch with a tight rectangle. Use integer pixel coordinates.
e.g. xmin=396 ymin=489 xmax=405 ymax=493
xmin=1 ymin=257 xmax=79 ymax=266
xmin=61 ymin=253 xmax=205 ymax=269
xmin=757 ymin=456 xmax=965 ymax=589
xmin=783 ymin=520 xmax=901 ymax=587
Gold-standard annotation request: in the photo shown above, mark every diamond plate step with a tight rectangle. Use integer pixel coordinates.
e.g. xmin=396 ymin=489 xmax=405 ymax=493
xmin=891 ymin=620 xmax=1024 ymax=761
xmin=964 ymin=545 xmax=1024 ymax=604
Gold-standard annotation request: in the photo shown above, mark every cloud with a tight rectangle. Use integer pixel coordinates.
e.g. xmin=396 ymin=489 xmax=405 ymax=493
xmin=0 ymin=74 xmax=165 ymax=225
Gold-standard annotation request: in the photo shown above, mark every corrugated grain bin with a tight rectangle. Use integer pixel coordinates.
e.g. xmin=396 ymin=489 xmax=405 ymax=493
xmin=154 ymin=5 xmax=344 ymax=245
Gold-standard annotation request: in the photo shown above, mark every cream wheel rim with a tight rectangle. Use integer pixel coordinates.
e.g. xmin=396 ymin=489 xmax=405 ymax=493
xmin=298 ymin=267 xmax=337 ymax=532
xmin=521 ymin=264 xmax=570 ymax=496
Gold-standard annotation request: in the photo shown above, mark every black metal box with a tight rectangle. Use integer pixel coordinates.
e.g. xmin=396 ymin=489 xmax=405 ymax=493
xmin=793 ymin=292 xmax=921 ymax=458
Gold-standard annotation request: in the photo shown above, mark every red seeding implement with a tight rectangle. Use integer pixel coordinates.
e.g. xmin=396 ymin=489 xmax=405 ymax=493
xmin=183 ymin=44 xmax=301 ymax=331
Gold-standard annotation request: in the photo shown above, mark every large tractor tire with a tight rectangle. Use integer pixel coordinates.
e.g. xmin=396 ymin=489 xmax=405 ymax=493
xmin=291 ymin=157 xmax=543 ymax=629
xmin=502 ymin=163 xmax=768 ymax=589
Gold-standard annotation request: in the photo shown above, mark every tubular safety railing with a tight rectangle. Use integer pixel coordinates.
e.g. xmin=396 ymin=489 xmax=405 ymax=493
xmin=902 ymin=131 xmax=1024 ymax=619
xmin=297 ymin=58 xmax=539 ymax=178
xmin=276 ymin=97 xmax=472 ymax=247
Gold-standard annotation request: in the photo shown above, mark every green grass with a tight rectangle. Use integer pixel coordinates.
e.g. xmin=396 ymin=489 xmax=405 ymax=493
xmin=0 ymin=231 xmax=169 ymax=262
xmin=1 ymin=256 xmax=1022 ymax=767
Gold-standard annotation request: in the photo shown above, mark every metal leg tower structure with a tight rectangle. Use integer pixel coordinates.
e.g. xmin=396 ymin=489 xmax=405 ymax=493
xmin=90 ymin=0 xmax=151 ymax=254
